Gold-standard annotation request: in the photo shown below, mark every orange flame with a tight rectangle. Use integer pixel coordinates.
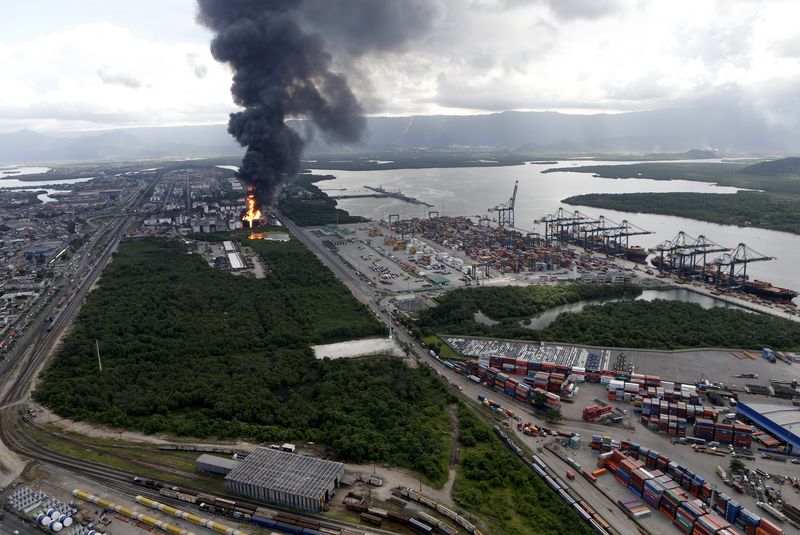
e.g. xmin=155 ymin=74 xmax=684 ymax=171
xmin=242 ymin=186 xmax=262 ymax=229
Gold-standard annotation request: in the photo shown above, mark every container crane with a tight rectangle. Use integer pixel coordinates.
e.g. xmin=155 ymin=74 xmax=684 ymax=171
xmin=489 ymin=180 xmax=518 ymax=227
xmin=578 ymin=215 xmax=627 ymax=253
xmin=654 ymin=231 xmax=696 ymax=275
xmin=714 ymin=243 xmax=774 ymax=289
xmin=685 ymin=235 xmax=729 ymax=280
xmin=655 ymin=232 xmax=729 ymax=278
xmin=601 ymin=220 xmax=652 ymax=258
xmin=557 ymin=210 xmax=599 ymax=245
xmin=538 ymin=208 xmax=592 ymax=243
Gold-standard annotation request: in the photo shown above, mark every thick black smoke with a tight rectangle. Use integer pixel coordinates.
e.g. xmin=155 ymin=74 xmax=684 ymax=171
xmin=196 ymin=0 xmax=435 ymax=204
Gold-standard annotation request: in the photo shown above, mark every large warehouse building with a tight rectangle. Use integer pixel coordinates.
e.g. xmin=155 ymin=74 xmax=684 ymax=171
xmin=737 ymin=401 xmax=800 ymax=453
xmin=225 ymin=447 xmax=345 ymax=512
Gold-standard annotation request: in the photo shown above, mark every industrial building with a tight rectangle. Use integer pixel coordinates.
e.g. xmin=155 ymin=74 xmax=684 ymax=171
xmin=736 ymin=401 xmax=800 ymax=452
xmin=195 ymin=454 xmax=240 ymax=476
xmin=227 ymin=252 xmax=244 ymax=269
xmin=225 ymin=447 xmax=345 ymax=512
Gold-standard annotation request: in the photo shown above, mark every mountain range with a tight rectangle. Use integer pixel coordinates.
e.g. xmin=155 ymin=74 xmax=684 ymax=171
xmin=2 ymin=104 xmax=799 ymax=164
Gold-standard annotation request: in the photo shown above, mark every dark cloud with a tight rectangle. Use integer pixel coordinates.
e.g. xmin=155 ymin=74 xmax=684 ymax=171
xmin=96 ymin=65 xmax=142 ymax=89
xmin=297 ymin=0 xmax=439 ymax=55
xmin=196 ymin=0 xmax=430 ymax=203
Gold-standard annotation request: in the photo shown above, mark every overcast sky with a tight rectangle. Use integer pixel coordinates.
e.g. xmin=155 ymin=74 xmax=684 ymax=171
xmin=2 ymin=0 xmax=800 ymax=132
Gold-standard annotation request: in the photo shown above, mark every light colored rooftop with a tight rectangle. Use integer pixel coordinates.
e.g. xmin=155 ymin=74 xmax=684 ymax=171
xmin=740 ymin=402 xmax=800 ymax=432
xmin=196 ymin=454 xmax=241 ymax=471
xmin=226 ymin=447 xmax=344 ymax=499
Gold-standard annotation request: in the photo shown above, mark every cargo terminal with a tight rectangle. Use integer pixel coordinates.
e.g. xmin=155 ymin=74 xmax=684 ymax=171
xmin=428 ymin=331 xmax=800 ymax=533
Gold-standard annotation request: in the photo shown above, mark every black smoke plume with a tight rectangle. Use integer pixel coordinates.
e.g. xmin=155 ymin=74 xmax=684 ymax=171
xmin=196 ymin=0 xmax=435 ymax=204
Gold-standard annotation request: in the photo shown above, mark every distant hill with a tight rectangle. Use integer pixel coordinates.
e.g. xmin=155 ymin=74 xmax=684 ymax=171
xmin=743 ymin=157 xmax=800 ymax=176
xmin=0 ymin=126 xmax=242 ymax=164
xmin=3 ymin=103 xmax=800 ymax=163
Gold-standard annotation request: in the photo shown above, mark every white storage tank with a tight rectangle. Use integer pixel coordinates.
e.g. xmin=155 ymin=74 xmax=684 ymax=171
xmin=59 ymin=515 xmax=73 ymax=527
xmin=40 ymin=517 xmax=53 ymax=528
xmin=51 ymin=522 xmax=64 ymax=532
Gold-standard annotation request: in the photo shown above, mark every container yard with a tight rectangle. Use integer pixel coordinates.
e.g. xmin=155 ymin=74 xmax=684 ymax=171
xmin=434 ymin=341 xmax=800 ymax=535
xmin=312 ymin=216 xmax=651 ymax=295
xmin=439 ymin=335 xmax=800 ymax=389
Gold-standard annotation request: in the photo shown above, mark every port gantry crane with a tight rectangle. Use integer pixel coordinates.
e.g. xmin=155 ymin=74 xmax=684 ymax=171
xmin=489 ymin=180 xmax=518 ymax=227
xmin=577 ymin=215 xmax=625 ymax=252
xmin=538 ymin=207 xmax=593 ymax=243
xmin=655 ymin=232 xmax=731 ymax=280
xmin=599 ymin=219 xmax=651 ymax=257
xmin=654 ymin=231 xmax=695 ymax=276
xmin=684 ymin=235 xmax=729 ymax=281
xmin=713 ymin=243 xmax=774 ymax=290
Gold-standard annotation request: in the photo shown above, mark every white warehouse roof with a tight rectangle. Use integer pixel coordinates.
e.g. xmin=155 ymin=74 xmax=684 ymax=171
xmin=225 ymin=447 xmax=344 ymax=500
xmin=227 ymin=252 xmax=244 ymax=270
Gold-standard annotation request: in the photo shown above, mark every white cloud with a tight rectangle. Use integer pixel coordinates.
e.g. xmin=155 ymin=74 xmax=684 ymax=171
xmin=0 ymin=22 xmax=234 ymax=132
xmin=353 ymin=0 xmax=800 ymax=116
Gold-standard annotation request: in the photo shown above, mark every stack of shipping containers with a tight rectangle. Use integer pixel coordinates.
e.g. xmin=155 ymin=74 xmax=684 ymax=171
xmin=593 ymin=446 xmax=785 ymax=535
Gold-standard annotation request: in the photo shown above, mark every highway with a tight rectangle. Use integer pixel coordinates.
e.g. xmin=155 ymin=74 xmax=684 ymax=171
xmin=280 ymin=216 xmax=648 ymax=535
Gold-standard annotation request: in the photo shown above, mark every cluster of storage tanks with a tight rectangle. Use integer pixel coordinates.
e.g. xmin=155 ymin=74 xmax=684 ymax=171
xmin=34 ymin=508 xmax=75 ymax=533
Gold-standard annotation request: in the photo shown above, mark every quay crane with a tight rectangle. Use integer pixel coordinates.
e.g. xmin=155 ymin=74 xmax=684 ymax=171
xmin=577 ymin=215 xmax=627 ymax=252
xmin=654 ymin=231 xmax=696 ymax=275
xmin=489 ymin=180 xmax=518 ymax=227
xmin=600 ymin=219 xmax=652 ymax=257
xmin=654 ymin=231 xmax=727 ymax=278
xmin=714 ymin=243 xmax=774 ymax=289
xmin=538 ymin=208 xmax=594 ymax=243
xmin=684 ymin=235 xmax=729 ymax=280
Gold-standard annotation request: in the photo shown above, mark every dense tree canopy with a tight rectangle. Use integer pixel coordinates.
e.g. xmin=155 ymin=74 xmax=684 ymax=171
xmin=280 ymin=174 xmax=366 ymax=226
xmin=35 ymin=238 xmax=453 ymax=483
xmin=414 ymin=283 xmax=642 ymax=340
xmin=415 ymin=285 xmax=800 ymax=350
xmin=454 ymin=407 xmax=592 ymax=535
